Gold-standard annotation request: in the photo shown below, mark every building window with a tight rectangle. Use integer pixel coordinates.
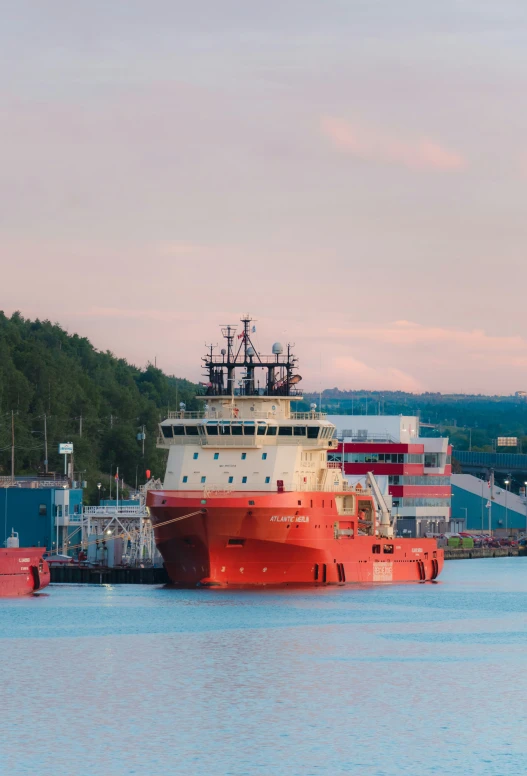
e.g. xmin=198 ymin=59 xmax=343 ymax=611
xmin=228 ymin=476 xmax=234 ymax=484
xmin=406 ymin=454 xmax=424 ymax=464
xmin=328 ymin=453 xmax=342 ymax=462
xmin=265 ymin=477 xmax=270 ymax=484
xmin=424 ymin=453 xmax=439 ymax=467
xmin=39 ymin=504 xmax=47 ymax=516
xmin=242 ymin=476 xmax=247 ymax=484
xmin=241 ymin=453 xmax=247 ymax=460
xmin=193 ymin=452 xmax=199 ymax=460
xmin=183 ymin=476 xmax=188 ymax=483
xmin=201 ymin=476 xmax=206 ymax=484
xmin=214 ymin=453 xmax=219 ymax=460
xmin=262 ymin=453 xmax=267 ymax=460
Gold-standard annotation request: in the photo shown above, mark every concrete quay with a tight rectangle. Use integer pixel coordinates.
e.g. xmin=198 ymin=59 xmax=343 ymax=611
xmin=444 ymin=547 xmax=519 ymax=560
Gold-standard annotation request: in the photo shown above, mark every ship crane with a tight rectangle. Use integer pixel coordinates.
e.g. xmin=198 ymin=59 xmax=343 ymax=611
xmin=366 ymin=471 xmax=394 ymax=539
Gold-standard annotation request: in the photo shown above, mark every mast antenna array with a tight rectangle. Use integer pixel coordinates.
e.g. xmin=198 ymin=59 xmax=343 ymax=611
xmin=202 ymin=315 xmax=300 ymax=397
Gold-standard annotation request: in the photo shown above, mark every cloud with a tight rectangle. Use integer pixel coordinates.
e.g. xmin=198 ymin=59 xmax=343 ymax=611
xmin=321 ymin=116 xmax=466 ymax=172
xmin=75 ymin=307 xmax=195 ymax=324
xmin=155 ymin=242 xmax=209 ymax=257
xmin=329 ymin=321 xmax=525 ymax=354
xmin=331 ymin=355 xmax=423 ymax=392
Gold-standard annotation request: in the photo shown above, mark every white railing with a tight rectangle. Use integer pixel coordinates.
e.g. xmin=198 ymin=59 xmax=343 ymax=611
xmin=0 ymin=477 xmax=69 ymax=489
xmin=83 ymin=506 xmax=146 ymax=515
xmin=166 ymin=410 xmax=280 ymax=420
xmin=290 ymin=412 xmax=327 ymax=420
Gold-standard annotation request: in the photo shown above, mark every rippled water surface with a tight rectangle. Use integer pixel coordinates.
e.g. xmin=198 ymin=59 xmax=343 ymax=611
xmin=2 ymin=558 xmax=527 ymax=776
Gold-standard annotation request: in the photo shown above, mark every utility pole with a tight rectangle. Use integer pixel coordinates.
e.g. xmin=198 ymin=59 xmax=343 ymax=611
xmin=110 ymin=414 xmax=113 ymax=428
xmin=44 ymin=413 xmax=48 ymax=474
xmin=142 ymin=425 xmax=145 ymax=457
xmin=79 ymin=414 xmax=83 ymax=438
xmin=11 ymin=410 xmax=14 ymax=483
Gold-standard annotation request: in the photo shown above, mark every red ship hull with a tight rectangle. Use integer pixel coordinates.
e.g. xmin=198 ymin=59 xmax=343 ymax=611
xmin=148 ymin=490 xmax=444 ymax=587
xmin=0 ymin=548 xmax=50 ymax=597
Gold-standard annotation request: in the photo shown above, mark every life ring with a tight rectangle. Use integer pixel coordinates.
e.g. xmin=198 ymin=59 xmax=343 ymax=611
xmin=233 ymin=407 xmax=239 ymax=418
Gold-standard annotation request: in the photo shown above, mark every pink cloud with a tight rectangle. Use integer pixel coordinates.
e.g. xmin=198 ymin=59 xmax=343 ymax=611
xmin=321 ymin=116 xmax=466 ymax=172
xmin=328 ymin=321 xmax=526 ymax=359
xmin=332 ymin=356 xmax=423 ymax=392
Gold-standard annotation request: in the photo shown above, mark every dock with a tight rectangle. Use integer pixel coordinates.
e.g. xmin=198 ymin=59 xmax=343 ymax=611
xmin=50 ymin=565 xmax=170 ymax=585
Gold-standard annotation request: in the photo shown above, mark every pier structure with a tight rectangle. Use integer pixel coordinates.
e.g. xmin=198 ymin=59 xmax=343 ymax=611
xmin=78 ymin=504 xmax=160 ymax=567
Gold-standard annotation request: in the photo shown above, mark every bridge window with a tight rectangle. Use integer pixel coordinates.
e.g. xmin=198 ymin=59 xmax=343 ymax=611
xmin=307 ymin=427 xmax=320 ymax=439
xmin=186 ymin=426 xmax=199 ymax=436
xmin=244 ymin=422 xmax=255 ymax=435
xmin=220 ymin=423 xmax=231 ymax=435
xmin=173 ymin=426 xmax=185 ymax=436
xmin=161 ymin=426 xmax=172 ymax=438
xmin=257 ymin=424 xmax=267 ymax=435
xmin=278 ymin=426 xmax=293 ymax=436
xmin=267 ymin=426 xmax=277 ymax=436
xmin=231 ymin=423 xmax=243 ymax=436
xmin=206 ymin=423 xmax=218 ymax=435
xmin=294 ymin=426 xmax=306 ymax=436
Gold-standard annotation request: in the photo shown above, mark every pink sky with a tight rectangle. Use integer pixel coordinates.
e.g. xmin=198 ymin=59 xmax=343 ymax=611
xmin=2 ymin=1 xmax=527 ymax=394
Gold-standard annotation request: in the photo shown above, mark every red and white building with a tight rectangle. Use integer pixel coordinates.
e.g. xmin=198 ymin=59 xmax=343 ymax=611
xmin=327 ymin=415 xmax=453 ymax=537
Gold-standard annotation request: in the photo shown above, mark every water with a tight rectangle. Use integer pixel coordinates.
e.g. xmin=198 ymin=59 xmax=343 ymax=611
xmin=2 ymin=559 xmax=527 ymax=776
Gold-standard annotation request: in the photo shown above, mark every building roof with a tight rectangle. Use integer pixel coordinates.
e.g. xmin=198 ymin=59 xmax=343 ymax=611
xmin=452 ymin=474 xmax=526 ymax=516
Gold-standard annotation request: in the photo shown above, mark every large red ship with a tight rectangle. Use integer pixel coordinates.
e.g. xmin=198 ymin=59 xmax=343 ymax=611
xmin=0 ymin=532 xmax=50 ymax=596
xmin=148 ymin=317 xmax=443 ymax=586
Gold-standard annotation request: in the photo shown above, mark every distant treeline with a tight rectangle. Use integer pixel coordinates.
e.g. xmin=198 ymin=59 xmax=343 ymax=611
xmin=299 ymin=390 xmax=527 ymax=454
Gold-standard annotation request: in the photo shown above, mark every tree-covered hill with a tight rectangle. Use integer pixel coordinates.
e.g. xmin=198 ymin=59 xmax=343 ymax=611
xmin=0 ymin=311 xmax=199 ymax=502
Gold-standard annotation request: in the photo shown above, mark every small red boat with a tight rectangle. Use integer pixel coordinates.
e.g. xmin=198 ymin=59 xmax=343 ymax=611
xmin=0 ymin=532 xmax=50 ymax=596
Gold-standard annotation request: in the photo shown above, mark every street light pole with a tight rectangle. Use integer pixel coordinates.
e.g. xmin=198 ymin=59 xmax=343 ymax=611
xmin=504 ymin=479 xmax=510 ymax=534
xmin=44 ymin=413 xmax=48 ymax=474
xmin=461 ymin=507 xmax=467 ymax=529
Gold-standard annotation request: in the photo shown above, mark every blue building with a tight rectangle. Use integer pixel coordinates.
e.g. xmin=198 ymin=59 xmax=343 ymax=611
xmin=451 ymin=474 xmax=527 ymax=534
xmin=0 ymin=479 xmax=83 ymax=550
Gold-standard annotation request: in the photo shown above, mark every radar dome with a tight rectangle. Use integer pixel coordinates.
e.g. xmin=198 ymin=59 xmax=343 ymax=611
xmin=179 ymin=402 xmax=186 ymax=410
xmin=272 ymin=342 xmax=283 ymax=355
xmin=310 ymin=402 xmax=317 ymax=410
xmin=247 ymin=346 xmax=255 ymax=356
xmin=221 ymin=348 xmax=226 ymax=356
